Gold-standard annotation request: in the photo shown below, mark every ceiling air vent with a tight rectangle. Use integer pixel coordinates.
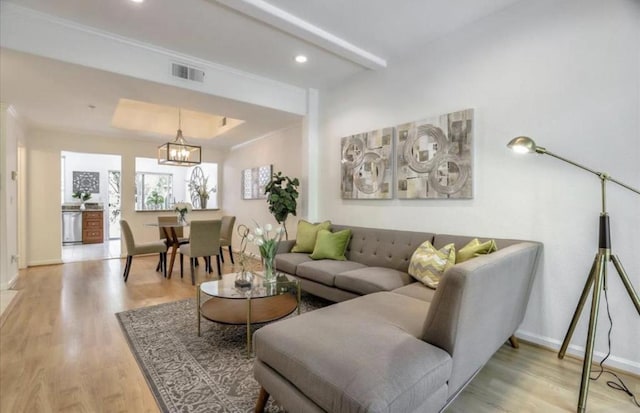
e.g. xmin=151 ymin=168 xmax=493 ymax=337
xmin=171 ymin=62 xmax=205 ymax=82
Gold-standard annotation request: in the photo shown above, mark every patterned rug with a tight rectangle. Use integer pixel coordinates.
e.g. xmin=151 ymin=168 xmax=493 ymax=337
xmin=116 ymin=293 xmax=331 ymax=413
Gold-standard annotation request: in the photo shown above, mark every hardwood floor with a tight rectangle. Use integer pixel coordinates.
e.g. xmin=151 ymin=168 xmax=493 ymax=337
xmin=1 ymin=255 xmax=638 ymax=412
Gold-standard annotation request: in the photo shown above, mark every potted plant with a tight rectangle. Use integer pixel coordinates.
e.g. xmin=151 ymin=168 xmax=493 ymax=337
xmin=146 ymin=190 xmax=165 ymax=210
xmin=264 ymin=171 xmax=299 ymax=239
xmin=72 ymin=191 xmax=92 ymax=210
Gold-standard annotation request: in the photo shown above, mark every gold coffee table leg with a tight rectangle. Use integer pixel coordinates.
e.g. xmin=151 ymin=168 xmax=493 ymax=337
xmin=197 ymin=284 xmax=201 ymax=336
xmin=246 ymin=297 xmax=252 ymax=356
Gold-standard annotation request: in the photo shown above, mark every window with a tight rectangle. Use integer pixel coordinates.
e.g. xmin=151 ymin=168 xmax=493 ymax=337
xmin=134 ymin=157 xmax=218 ymax=211
xmin=136 ymin=172 xmax=173 ymax=210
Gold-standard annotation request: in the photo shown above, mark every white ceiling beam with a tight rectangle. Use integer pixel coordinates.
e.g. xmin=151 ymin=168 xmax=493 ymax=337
xmin=0 ymin=2 xmax=307 ymax=116
xmin=214 ymin=0 xmax=387 ymax=70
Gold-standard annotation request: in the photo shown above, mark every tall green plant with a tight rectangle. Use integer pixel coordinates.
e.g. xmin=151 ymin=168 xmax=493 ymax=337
xmin=264 ymin=171 xmax=300 ymax=239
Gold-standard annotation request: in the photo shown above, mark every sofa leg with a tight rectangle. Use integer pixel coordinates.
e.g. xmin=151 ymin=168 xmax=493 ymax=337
xmin=508 ymin=335 xmax=520 ymax=349
xmin=254 ymin=387 xmax=270 ymax=412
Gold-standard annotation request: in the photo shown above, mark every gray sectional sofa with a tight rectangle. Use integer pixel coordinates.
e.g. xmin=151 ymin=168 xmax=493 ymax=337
xmin=254 ymin=224 xmax=542 ymax=412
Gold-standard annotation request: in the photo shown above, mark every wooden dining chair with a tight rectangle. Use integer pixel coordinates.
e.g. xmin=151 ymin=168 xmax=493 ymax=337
xmin=120 ymin=220 xmax=167 ymax=282
xmin=179 ymin=220 xmax=222 ymax=285
xmin=156 ymin=215 xmax=190 ymax=273
xmin=219 ymin=215 xmax=236 ymax=264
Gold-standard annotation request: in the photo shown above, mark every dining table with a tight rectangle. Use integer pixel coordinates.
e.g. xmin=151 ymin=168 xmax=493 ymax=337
xmin=145 ymin=221 xmax=189 ymax=279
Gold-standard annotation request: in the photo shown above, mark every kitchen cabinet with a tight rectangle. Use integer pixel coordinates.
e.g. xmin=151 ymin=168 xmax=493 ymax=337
xmin=82 ymin=210 xmax=104 ymax=244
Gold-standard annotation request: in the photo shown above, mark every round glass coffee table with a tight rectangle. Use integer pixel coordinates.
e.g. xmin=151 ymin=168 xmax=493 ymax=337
xmin=197 ymin=272 xmax=300 ymax=355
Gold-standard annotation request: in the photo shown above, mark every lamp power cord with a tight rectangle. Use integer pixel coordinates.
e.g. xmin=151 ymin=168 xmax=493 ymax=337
xmin=589 ymin=286 xmax=640 ymax=408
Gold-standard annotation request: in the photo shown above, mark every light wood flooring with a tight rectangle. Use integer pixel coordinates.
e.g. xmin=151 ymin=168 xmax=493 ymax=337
xmin=1 ymin=255 xmax=638 ymax=412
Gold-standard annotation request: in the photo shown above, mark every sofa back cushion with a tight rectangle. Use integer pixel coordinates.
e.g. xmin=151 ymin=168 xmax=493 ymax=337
xmin=331 ymin=225 xmax=435 ymax=272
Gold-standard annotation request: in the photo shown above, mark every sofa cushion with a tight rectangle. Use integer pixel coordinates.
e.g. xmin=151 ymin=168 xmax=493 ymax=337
xmin=310 ymin=229 xmax=352 ymax=261
xmin=291 ymin=220 xmax=331 ymax=253
xmin=254 ymin=292 xmax=451 ymax=412
xmin=334 ymin=267 xmax=412 ymax=295
xmin=296 ymin=260 xmax=366 ymax=287
xmin=393 ymin=282 xmax=437 ymax=303
xmin=276 ymin=252 xmax=314 ymax=275
xmin=332 ymin=225 xmax=435 ymax=272
xmin=456 ymin=238 xmax=497 ymax=263
xmin=408 ymin=241 xmax=456 ymax=289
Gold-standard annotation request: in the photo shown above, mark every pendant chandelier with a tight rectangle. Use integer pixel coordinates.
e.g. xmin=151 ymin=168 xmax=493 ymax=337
xmin=158 ymin=109 xmax=202 ymax=166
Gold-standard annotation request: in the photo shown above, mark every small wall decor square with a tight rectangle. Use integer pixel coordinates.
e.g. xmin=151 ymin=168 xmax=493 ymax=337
xmin=396 ymin=109 xmax=473 ymax=199
xmin=341 ymin=127 xmax=394 ymax=199
xmin=242 ymin=165 xmax=272 ymax=200
xmin=73 ymin=171 xmax=100 ymax=193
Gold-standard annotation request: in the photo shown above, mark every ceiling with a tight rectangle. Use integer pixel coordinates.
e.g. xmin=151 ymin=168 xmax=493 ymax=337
xmin=0 ymin=0 xmax=523 ymax=148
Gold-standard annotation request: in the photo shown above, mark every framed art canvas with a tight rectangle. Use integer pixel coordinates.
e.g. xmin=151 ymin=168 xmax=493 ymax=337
xmin=341 ymin=127 xmax=394 ymax=199
xmin=242 ymin=164 xmax=272 ymax=200
xmin=396 ymin=109 xmax=473 ymax=199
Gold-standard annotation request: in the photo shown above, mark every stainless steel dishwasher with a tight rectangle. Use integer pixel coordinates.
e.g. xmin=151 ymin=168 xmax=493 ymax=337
xmin=62 ymin=211 xmax=83 ymax=245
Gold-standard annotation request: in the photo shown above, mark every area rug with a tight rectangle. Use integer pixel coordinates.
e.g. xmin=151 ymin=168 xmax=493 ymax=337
xmin=116 ymin=293 xmax=331 ymax=413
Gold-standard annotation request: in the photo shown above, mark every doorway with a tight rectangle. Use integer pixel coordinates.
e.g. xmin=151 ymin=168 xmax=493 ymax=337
xmin=61 ymin=151 xmax=121 ymax=263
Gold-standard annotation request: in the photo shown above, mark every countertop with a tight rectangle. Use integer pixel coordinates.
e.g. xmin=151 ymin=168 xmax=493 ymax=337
xmin=62 ymin=203 xmax=104 ymax=211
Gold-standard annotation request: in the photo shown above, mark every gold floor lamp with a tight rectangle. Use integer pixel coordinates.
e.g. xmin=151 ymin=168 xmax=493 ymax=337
xmin=507 ymin=136 xmax=640 ymax=413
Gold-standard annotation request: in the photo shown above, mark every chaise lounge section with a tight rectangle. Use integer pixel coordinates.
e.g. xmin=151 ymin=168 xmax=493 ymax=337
xmin=255 ymin=225 xmax=542 ymax=412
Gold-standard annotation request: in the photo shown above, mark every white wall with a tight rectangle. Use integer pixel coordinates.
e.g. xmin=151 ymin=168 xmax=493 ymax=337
xmin=318 ymin=0 xmax=640 ymax=373
xmin=62 ymin=151 xmax=120 ymax=204
xmin=223 ymin=124 xmax=303 ymax=257
xmin=0 ymin=104 xmax=25 ymax=289
xmin=27 ymin=129 xmax=225 ymax=265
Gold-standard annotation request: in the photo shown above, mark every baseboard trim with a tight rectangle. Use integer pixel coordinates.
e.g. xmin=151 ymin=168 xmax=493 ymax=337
xmin=515 ymin=329 xmax=640 ymax=376
xmin=0 ymin=271 xmax=18 ymax=290
xmin=27 ymin=259 xmax=64 ymax=267
xmin=0 ymin=289 xmax=20 ymax=329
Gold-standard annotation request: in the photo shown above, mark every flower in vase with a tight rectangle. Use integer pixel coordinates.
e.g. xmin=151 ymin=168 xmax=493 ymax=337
xmin=174 ymin=202 xmax=192 ymax=215
xmin=250 ymin=222 xmax=283 ymax=280
xmin=174 ymin=202 xmax=192 ymax=222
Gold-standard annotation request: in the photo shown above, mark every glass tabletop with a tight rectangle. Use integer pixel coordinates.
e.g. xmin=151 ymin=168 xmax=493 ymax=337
xmin=144 ymin=222 xmax=189 ymax=228
xmin=200 ymin=272 xmax=298 ymax=299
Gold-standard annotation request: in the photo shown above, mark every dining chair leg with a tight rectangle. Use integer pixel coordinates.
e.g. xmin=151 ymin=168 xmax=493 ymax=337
xmin=190 ymin=257 xmax=196 ymax=285
xmin=180 ymin=254 xmax=184 ymax=278
xmin=228 ymin=246 xmax=234 ymax=264
xmin=207 ymin=257 xmax=213 ymax=274
xmin=205 ymin=256 xmax=210 ymax=273
xmin=216 ymin=255 xmax=222 ymax=278
xmin=123 ymin=255 xmax=133 ymax=282
xmin=122 ymin=256 xmax=130 ymax=279
xmin=219 ymin=247 xmax=225 ymax=263
xmin=162 ymin=252 xmax=167 ymax=278
xmin=156 ymin=255 xmax=162 ymax=272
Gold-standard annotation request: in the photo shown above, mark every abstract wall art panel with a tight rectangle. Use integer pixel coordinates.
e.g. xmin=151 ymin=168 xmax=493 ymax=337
xmin=396 ymin=109 xmax=473 ymax=199
xmin=72 ymin=171 xmax=100 ymax=193
xmin=242 ymin=164 xmax=272 ymax=200
xmin=341 ymin=127 xmax=394 ymax=199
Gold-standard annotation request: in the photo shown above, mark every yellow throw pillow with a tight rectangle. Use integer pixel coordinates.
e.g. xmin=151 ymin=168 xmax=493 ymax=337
xmin=291 ymin=220 xmax=331 ymax=253
xmin=408 ymin=241 xmax=456 ymax=289
xmin=456 ymin=238 xmax=498 ymax=263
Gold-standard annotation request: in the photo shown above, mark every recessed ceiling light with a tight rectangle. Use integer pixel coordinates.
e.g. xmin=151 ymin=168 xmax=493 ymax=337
xmin=294 ymin=55 xmax=308 ymax=64
xmin=130 ymin=0 xmax=144 ymax=3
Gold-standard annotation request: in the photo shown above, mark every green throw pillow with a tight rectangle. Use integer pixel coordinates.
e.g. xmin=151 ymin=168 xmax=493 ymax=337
xmin=291 ymin=220 xmax=331 ymax=253
xmin=456 ymin=238 xmax=498 ymax=263
xmin=408 ymin=241 xmax=456 ymax=289
xmin=309 ymin=229 xmax=351 ymax=261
